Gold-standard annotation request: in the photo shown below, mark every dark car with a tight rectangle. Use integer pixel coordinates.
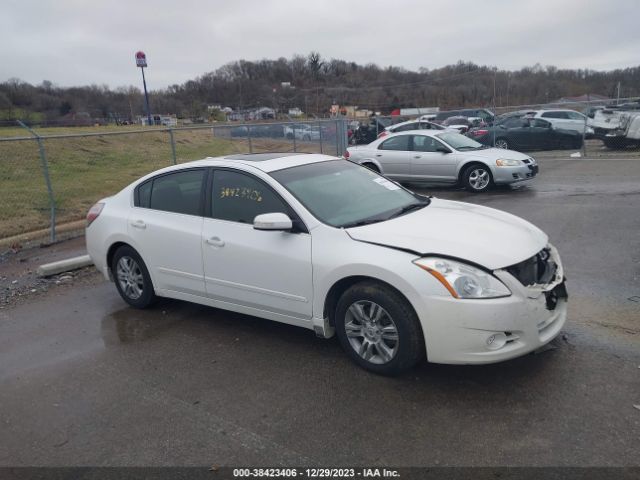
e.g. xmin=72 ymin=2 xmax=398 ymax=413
xmin=434 ymin=108 xmax=495 ymax=125
xmin=352 ymin=117 xmax=393 ymax=144
xmin=468 ymin=117 xmax=583 ymax=151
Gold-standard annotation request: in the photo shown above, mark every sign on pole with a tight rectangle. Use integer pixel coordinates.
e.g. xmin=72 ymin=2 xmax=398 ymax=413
xmin=135 ymin=51 xmax=147 ymax=68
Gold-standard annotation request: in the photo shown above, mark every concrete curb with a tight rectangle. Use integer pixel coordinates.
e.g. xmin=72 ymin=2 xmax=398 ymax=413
xmin=37 ymin=254 xmax=93 ymax=278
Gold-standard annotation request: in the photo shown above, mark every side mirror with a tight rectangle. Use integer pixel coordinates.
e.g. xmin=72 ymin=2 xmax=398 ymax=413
xmin=253 ymin=212 xmax=293 ymax=231
xmin=436 ymin=147 xmax=452 ymax=154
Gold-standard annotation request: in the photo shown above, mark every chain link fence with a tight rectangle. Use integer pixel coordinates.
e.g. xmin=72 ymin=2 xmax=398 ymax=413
xmin=348 ymin=97 xmax=640 ymax=159
xmin=0 ymin=119 xmax=348 ymax=245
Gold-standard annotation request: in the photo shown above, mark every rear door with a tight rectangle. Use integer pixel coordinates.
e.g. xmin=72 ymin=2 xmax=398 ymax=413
xmin=374 ymin=135 xmax=412 ymax=179
xmin=128 ymin=168 xmax=206 ymax=296
xmin=410 ymin=134 xmax=457 ymax=180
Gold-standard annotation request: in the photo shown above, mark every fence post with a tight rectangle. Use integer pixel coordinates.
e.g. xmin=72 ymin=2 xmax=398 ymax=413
xmin=168 ymin=128 xmax=177 ymax=165
xmin=337 ymin=118 xmax=348 ymax=157
xmin=17 ymin=120 xmax=56 ymax=243
xmin=318 ymin=121 xmax=323 ymax=154
xmin=292 ymin=125 xmax=297 ymax=152
xmin=247 ymin=126 xmax=253 ymax=153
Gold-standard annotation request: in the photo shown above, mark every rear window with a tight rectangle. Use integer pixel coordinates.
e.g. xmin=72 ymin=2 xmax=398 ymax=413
xmin=136 ymin=169 xmax=205 ymax=216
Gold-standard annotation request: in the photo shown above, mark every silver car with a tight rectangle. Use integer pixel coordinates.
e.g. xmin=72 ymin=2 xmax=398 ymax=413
xmin=345 ymin=130 xmax=538 ymax=192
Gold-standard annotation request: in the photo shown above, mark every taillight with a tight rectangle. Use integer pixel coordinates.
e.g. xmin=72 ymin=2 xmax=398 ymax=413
xmin=86 ymin=202 xmax=105 ymax=227
xmin=377 ymin=131 xmax=388 ymax=138
xmin=471 ymin=129 xmax=489 ymax=137
xmin=344 ymin=150 xmax=350 ymax=159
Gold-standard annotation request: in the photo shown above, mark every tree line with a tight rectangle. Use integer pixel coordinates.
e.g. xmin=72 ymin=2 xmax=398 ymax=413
xmin=1 ymin=52 xmax=639 ymax=125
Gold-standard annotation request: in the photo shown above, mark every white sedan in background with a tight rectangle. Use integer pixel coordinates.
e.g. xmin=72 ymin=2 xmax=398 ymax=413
xmin=86 ymin=153 xmax=566 ymax=375
xmin=345 ymin=130 xmax=538 ymax=192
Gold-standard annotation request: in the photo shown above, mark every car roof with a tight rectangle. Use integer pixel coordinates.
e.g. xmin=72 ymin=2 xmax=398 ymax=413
xmin=387 ymin=118 xmax=434 ymax=130
xmin=379 ymin=129 xmax=446 ymax=140
xmin=176 ymin=152 xmax=339 ymax=173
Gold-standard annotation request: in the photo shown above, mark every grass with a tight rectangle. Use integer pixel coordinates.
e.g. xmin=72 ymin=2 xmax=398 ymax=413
xmin=0 ymin=125 xmax=327 ymax=240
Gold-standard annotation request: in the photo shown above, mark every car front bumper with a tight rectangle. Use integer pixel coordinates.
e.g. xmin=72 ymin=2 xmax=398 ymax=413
xmin=493 ymin=163 xmax=539 ymax=185
xmin=412 ymin=250 xmax=567 ymax=365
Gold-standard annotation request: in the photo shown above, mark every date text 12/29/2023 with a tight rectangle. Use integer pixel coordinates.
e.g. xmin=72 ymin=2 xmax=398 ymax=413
xmin=232 ymin=468 xmax=400 ymax=478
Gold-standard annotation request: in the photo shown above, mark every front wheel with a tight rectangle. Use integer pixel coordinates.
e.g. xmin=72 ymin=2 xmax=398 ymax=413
xmin=461 ymin=164 xmax=493 ymax=192
xmin=335 ymin=282 xmax=425 ymax=376
xmin=112 ymin=245 xmax=156 ymax=308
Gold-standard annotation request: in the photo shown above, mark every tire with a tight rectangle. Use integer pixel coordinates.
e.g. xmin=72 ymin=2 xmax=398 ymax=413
xmin=362 ymin=162 xmax=380 ymax=173
xmin=112 ymin=245 xmax=157 ymax=309
xmin=461 ymin=164 xmax=493 ymax=193
xmin=303 ymin=135 xmax=311 ymax=141
xmin=603 ymin=137 xmax=626 ymax=150
xmin=494 ymin=138 xmax=509 ymax=149
xmin=335 ymin=281 xmax=425 ymax=376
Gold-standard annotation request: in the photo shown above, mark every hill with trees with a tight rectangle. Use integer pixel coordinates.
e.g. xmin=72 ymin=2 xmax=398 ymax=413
xmin=1 ymin=52 xmax=639 ymax=125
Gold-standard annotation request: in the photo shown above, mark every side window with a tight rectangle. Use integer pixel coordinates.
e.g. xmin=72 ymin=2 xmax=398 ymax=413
xmin=378 ymin=135 xmax=411 ymax=151
xmin=212 ymin=170 xmax=289 ymax=224
xmin=504 ymin=118 xmax=526 ymax=128
xmin=137 ymin=180 xmax=152 ymax=208
xmin=541 ymin=111 xmax=569 ymax=119
xmin=531 ymin=119 xmax=551 ymax=128
xmin=148 ymin=169 xmax=205 ymax=216
xmin=412 ymin=135 xmax=439 ymax=152
xmin=566 ymin=111 xmax=584 ymax=120
xmin=395 ymin=122 xmax=418 ymax=132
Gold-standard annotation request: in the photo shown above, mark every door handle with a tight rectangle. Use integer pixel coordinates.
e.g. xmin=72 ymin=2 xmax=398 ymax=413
xmin=413 ymin=155 xmax=422 ymax=159
xmin=205 ymin=236 xmax=225 ymax=247
xmin=376 ymin=154 xmax=382 ymax=157
xmin=130 ymin=220 xmax=146 ymax=229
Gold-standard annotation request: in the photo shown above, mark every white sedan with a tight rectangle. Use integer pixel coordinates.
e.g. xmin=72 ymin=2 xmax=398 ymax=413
xmin=86 ymin=153 xmax=567 ymax=375
xmin=345 ymin=130 xmax=538 ymax=192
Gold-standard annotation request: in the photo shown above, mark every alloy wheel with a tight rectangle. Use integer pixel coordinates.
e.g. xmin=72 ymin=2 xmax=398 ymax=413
xmin=344 ymin=300 xmax=399 ymax=364
xmin=468 ymin=168 xmax=491 ymax=190
xmin=116 ymin=256 xmax=144 ymax=300
xmin=495 ymin=139 xmax=509 ymax=149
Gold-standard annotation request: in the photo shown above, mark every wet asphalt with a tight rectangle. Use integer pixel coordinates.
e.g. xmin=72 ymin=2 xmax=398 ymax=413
xmin=0 ymin=157 xmax=639 ymax=467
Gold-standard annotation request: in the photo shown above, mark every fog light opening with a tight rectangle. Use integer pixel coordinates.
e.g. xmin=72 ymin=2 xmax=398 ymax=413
xmin=486 ymin=332 xmax=507 ymax=350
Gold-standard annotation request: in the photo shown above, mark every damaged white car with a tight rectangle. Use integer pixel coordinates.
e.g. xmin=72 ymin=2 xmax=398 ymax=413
xmin=86 ymin=153 xmax=567 ymax=375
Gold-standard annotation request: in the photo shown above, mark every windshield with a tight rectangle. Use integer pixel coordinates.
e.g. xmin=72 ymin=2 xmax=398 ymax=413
xmin=436 ymin=132 xmax=485 ymax=150
xmin=270 ymin=160 xmax=428 ymax=228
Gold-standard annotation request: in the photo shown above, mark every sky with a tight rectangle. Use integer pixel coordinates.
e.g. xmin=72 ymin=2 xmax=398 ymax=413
xmin=2 ymin=0 xmax=639 ymax=91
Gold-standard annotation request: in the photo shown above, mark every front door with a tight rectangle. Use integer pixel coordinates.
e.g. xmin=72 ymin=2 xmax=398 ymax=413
xmin=202 ymin=169 xmax=313 ymax=320
xmin=410 ymin=134 xmax=457 ymax=181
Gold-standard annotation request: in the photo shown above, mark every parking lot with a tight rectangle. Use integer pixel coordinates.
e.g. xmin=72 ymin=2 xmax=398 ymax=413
xmin=0 ymin=156 xmax=638 ymax=467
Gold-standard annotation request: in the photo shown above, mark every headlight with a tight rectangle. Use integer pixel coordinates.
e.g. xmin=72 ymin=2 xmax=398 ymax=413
xmin=495 ymin=158 xmax=522 ymax=167
xmin=413 ymin=257 xmax=511 ymax=299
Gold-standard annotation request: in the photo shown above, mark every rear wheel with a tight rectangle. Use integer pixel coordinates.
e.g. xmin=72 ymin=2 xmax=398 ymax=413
xmin=112 ymin=245 xmax=156 ymax=309
xmin=335 ymin=281 xmax=425 ymax=376
xmin=462 ymin=164 xmax=493 ymax=193
xmin=494 ymin=138 xmax=509 ymax=149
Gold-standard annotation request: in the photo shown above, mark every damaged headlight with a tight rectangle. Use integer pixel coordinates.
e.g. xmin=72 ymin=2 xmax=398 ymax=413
xmin=413 ymin=257 xmax=511 ymax=299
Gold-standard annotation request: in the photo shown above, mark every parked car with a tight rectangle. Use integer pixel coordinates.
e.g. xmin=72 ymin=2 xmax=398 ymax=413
xmin=345 ymin=130 xmax=538 ymax=192
xmin=530 ymin=109 xmax=594 ymax=137
xmin=469 ymin=117 xmax=583 ymax=151
xmin=352 ymin=117 xmax=393 ymax=144
xmin=440 ymin=116 xmax=474 ymax=133
xmin=86 ymin=152 xmax=566 ymax=375
xmin=601 ymin=111 xmax=640 ymax=149
xmin=377 ymin=119 xmax=453 ymax=139
xmin=283 ymin=124 xmax=320 ymax=141
xmin=434 ymin=108 xmax=495 ymax=125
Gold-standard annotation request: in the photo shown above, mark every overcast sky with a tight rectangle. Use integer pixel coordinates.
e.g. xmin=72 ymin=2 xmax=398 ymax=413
xmin=2 ymin=0 xmax=639 ymax=90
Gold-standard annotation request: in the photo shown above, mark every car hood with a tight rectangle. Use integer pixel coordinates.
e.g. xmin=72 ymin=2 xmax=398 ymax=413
xmin=346 ymin=198 xmax=547 ymax=270
xmin=456 ymin=147 xmax=531 ymax=161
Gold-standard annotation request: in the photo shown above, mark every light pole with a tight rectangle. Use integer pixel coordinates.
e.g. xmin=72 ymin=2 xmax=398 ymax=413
xmin=135 ymin=51 xmax=152 ymax=126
